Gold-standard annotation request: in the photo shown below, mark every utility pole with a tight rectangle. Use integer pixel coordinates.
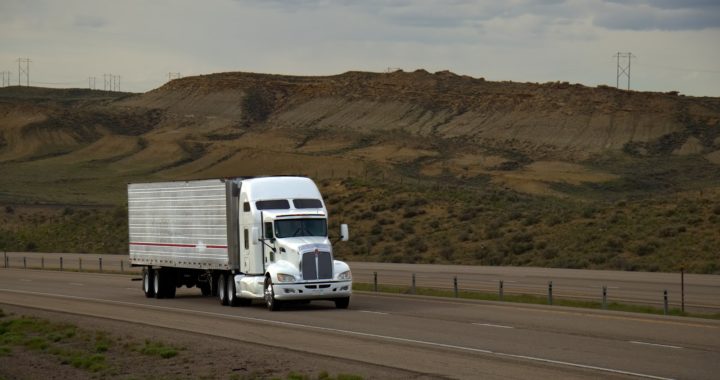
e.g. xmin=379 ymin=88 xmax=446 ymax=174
xmin=113 ymin=75 xmax=120 ymax=92
xmin=17 ymin=58 xmax=30 ymax=86
xmin=614 ymin=52 xmax=635 ymax=90
xmin=88 ymin=76 xmax=96 ymax=90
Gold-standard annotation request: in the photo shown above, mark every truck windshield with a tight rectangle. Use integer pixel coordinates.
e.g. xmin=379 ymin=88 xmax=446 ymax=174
xmin=274 ymin=219 xmax=327 ymax=238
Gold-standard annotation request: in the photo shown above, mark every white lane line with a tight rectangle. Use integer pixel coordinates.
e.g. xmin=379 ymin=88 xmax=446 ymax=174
xmin=358 ymin=310 xmax=389 ymax=315
xmin=630 ymin=341 xmax=683 ymax=350
xmin=0 ymin=288 xmax=675 ymax=380
xmin=473 ymin=323 xmax=514 ymax=329
xmin=69 ymin=283 xmax=84 ymax=286
xmin=20 ymin=279 xmax=31 ymax=282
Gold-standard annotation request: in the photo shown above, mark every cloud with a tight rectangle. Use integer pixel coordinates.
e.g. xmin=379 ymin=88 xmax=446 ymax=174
xmin=596 ymin=0 xmax=720 ymax=30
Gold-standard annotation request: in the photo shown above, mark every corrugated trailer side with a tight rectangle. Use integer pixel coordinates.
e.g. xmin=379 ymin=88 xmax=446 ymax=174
xmin=128 ymin=179 xmax=231 ymax=270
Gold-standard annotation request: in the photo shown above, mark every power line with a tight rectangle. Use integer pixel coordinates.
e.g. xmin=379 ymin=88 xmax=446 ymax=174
xmin=613 ymin=52 xmax=635 ymax=90
xmin=633 ymin=62 xmax=720 ymax=74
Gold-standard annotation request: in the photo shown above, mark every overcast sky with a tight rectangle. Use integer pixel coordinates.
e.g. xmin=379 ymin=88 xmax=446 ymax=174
xmin=1 ymin=0 xmax=719 ymax=96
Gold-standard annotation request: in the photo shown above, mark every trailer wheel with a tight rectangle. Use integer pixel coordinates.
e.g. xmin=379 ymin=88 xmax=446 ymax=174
xmin=334 ymin=297 xmax=350 ymax=309
xmin=154 ymin=269 xmax=165 ymax=299
xmin=217 ymin=273 xmax=228 ymax=306
xmin=143 ymin=268 xmax=155 ymax=298
xmin=264 ymin=277 xmax=280 ymax=311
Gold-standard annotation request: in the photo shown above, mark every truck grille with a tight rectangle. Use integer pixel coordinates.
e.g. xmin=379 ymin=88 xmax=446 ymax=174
xmin=302 ymin=251 xmax=332 ymax=280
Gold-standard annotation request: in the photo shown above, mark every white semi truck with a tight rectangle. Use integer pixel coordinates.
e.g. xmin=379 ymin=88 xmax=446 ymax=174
xmin=128 ymin=176 xmax=352 ymax=311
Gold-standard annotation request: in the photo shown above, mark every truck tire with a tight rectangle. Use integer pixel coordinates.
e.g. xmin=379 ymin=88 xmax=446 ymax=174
xmin=154 ymin=269 xmax=165 ymax=299
xmin=264 ymin=277 xmax=281 ymax=311
xmin=218 ymin=273 xmax=228 ymax=306
xmin=334 ymin=297 xmax=350 ymax=309
xmin=143 ymin=268 xmax=155 ymax=298
xmin=226 ymin=275 xmax=238 ymax=307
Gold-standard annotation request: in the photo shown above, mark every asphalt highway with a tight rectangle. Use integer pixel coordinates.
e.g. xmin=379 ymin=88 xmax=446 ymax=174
xmin=4 ymin=252 xmax=719 ymax=312
xmin=1 ymin=268 xmax=718 ymax=379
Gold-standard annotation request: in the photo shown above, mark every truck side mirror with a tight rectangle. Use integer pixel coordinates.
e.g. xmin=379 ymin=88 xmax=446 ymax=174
xmin=340 ymin=224 xmax=349 ymax=242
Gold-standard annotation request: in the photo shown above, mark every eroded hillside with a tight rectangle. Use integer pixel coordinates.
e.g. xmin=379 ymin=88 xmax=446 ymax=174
xmin=1 ymin=70 xmax=719 ymax=272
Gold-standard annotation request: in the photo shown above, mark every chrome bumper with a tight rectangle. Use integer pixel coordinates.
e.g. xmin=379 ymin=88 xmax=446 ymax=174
xmin=273 ymin=280 xmax=352 ymax=301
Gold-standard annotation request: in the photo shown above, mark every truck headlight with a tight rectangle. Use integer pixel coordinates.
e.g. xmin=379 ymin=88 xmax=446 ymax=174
xmin=337 ymin=270 xmax=352 ymax=281
xmin=276 ymin=273 xmax=295 ymax=283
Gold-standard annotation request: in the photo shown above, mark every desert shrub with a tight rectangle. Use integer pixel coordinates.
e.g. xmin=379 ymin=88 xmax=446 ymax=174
xmin=400 ymin=221 xmax=415 ymax=234
xmin=241 ymin=87 xmax=273 ymax=123
xmin=634 ymin=241 xmax=659 ymax=256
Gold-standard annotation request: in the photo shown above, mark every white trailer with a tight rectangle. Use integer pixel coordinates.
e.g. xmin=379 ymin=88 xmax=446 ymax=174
xmin=128 ymin=176 xmax=351 ymax=310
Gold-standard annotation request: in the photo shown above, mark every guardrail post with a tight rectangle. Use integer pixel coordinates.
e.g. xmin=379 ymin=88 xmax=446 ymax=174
xmin=499 ymin=280 xmax=504 ymax=301
xmin=373 ymin=271 xmax=377 ymax=292
xmin=3 ymin=251 xmax=6 ymax=268
xmin=79 ymin=258 xmax=82 ymax=272
xmin=548 ymin=281 xmax=553 ymax=305
xmin=411 ymin=273 xmax=416 ymax=294
xmin=602 ymin=285 xmax=607 ymax=310
xmin=663 ymin=290 xmax=669 ymax=315
xmin=453 ymin=276 xmax=458 ymax=298
xmin=681 ymin=267 xmax=685 ymax=313
xmin=121 ymin=260 xmax=124 ymax=273
xmin=99 ymin=257 xmax=103 ymax=272
xmin=41 ymin=257 xmax=44 ymax=270
xmin=60 ymin=257 xmax=63 ymax=271
xmin=23 ymin=256 xmax=26 ymax=269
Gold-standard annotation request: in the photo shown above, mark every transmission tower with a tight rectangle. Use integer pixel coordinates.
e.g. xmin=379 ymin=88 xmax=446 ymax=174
xmin=168 ymin=72 xmax=181 ymax=81
xmin=89 ymin=76 xmax=96 ymax=90
xmin=17 ymin=58 xmax=30 ymax=86
xmin=1 ymin=71 xmax=11 ymax=87
xmin=614 ymin=52 xmax=635 ymax=90
xmin=114 ymin=75 xmax=121 ymax=92
xmin=103 ymin=73 xmax=112 ymax=91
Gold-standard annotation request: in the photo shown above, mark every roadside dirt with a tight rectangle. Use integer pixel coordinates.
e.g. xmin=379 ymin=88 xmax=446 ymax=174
xmin=0 ymin=304 xmax=436 ymax=380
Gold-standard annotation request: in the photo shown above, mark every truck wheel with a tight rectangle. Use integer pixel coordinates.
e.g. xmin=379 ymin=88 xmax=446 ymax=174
xmin=226 ymin=275 xmax=238 ymax=307
xmin=154 ymin=269 xmax=165 ymax=299
xmin=218 ymin=273 xmax=228 ymax=306
xmin=143 ymin=268 xmax=155 ymax=298
xmin=334 ymin=297 xmax=350 ymax=309
xmin=264 ymin=278 xmax=281 ymax=311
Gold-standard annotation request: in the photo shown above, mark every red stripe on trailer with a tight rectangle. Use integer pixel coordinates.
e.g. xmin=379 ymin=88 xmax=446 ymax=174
xmin=130 ymin=242 xmax=228 ymax=249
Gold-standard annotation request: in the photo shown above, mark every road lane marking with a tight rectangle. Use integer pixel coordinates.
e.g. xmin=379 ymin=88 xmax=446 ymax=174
xmin=630 ymin=341 xmax=683 ymax=349
xmin=19 ymin=279 xmax=31 ymax=282
xmin=69 ymin=283 xmax=84 ymax=286
xmin=473 ymin=323 xmax=514 ymax=329
xmin=358 ymin=310 xmax=389 ymax=315
xmin=0 ymin=288 xmax=675 ymax=380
